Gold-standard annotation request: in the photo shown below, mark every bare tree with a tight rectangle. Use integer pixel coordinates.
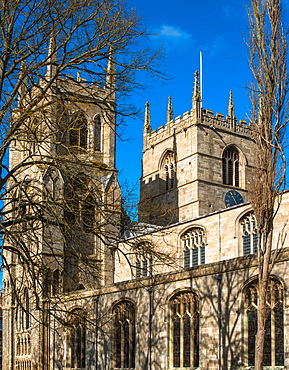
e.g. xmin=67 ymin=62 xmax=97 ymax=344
xmin=0 ymin=0 xmax=163 ymax=320
xmin=247 ymin=0 xmax=288 ymax=368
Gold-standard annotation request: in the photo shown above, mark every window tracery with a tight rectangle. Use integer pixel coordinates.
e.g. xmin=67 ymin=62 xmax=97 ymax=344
xmin=113 ymin=300 xmax=135 ymax=369
xmin=170 ymin=291 xmax=199 ymax=368
xmin=64 ymin=175 xmax=95 ymax=231
xmin=135 ymin=254 xmax=152 ymax=278
xmin=69 ymin=309 xmax=86 ymax=369
xmin=181 ymin=228 xmax=205 ymax=268
xmin=43 ymin=168 xmax=62 ymax=201
xmin=163 ymin=151 xmax=176 ymax=191
xmin=244 ymin=278 xmax=284 ymax=366
xmin=240 ymin=212 xmax=258 ymax=255
xmin=222 ymin=146 xmax=239 ymax=186
xmin=69 ymin=111 xmax=88 ymax=151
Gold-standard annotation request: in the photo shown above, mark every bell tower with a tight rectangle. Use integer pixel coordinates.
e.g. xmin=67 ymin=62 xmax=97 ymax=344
xmin=139 ymin=71 xmax=255 ymax=226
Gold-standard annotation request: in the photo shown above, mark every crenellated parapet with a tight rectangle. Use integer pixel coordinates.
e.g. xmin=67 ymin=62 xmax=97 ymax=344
xmin=143 ymin=74 xmax=251 ymax=150
xmin=202 ymin=109 xmax=251 ymax=135
xmin=143 ymin=106 xmax=251 ymax=150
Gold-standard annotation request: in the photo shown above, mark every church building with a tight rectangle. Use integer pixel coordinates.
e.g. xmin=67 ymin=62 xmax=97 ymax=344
xmin=2 ymin=66 xmax=289 ymax=370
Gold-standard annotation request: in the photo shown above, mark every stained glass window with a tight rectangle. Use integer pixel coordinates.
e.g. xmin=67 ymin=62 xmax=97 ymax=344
xmin=113 ymin=300 xmax=135 ymax=369
xmin=245 ymin=279 xmax=284 ymax=367
xmin=170 ymin=291 xmax=199 ymax=368
xmin=241 ymin=212 xmax=258 ymax=255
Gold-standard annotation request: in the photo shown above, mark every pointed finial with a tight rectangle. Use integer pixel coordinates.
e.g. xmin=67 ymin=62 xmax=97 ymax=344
xmin=46 ymin=33 xmax=57 ymax=80
xmin=192 ymin=71 xmax=202 ymax=120
xmin=193 ymin=71 xmax=201 ymax=102
xmin=228 ymin=90 xmax=235 ymax=118
xmin=167 ymin=96 xmax=174 ymax=122
xmin=19 ymin=60 xmax=28 ymax=106
xmin=106 ymin=47 xmax=115 ymax=89
xmin=144 ymin=102 xmax=152 ymax=134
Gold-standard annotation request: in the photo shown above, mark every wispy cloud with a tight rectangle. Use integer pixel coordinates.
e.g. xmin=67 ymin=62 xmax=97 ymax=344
xmin=151 ymin=25 xmax=193 ymax=51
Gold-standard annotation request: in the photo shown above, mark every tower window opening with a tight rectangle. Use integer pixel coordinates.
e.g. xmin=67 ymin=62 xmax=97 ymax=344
xmin=69 ymin=111 xmax=88 ymax=151
xmin=163 ymin=151 xmax=176 ymax=191
xmin=94 ymin=115 xmax=101 ymax=151
xmin=222 ymin=146 xmax=239 ymax=186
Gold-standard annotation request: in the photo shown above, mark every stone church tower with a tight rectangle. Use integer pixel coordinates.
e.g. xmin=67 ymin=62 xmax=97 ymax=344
xmin=2 ymin=58 xmax=121 ymax=370
xmin=139 ymin=72 xmax=254 ymax=225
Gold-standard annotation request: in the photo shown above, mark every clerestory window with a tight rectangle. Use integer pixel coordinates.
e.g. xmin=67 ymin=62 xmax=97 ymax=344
xmin=182 ymin=228 xmax=206 ymax=268
xmin=240 ymin=212 xmax=258 ymax=255
xmin=222 ymin=146 xmax=239 ymax=186
xmin=135 ymin=254 xmax=153 ymax=278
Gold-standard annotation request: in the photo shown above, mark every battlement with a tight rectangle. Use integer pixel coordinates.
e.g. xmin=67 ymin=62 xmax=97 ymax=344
xmin=144 ymin=107 xmax=251 ymax=149
xmin=202 ymin=109 xmax=251 ymax=135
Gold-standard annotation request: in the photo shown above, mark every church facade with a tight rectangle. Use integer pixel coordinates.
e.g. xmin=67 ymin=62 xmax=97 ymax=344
xmin=2 ymin=69 xmax=289 ymax=370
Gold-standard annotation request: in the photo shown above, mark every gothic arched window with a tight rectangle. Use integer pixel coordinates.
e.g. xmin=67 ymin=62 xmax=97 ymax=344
xmin=181 ymin=228 xmax=206 ymax=268
xmin=69 ymin=309 xmax=86 ymax=369
xmin=170 ymin=291 xmax=199 ymax=368
xmin=134 ymin=242 xmax=153 ymax=278
xmin=69 ymin=111 xmax=88 ymax=151
xmin=43 ymin=167 xmax=62 ymax=201
xmin=64 ymin=175 xmax=95 ymax=232
xmin=240 ymin=212 xmax=258 ymax=255
xmin=163 ymin=151 xmax=176 ymax=191
xmin=222 ymin=146 xmax=239 ymax=186
xmin=113 ymin=300 xmax=135 ymax=369
xmin=94 ymin=115 xmax=101 ymax=151
xmin=245 ymin=279 xmax=284 ymax=366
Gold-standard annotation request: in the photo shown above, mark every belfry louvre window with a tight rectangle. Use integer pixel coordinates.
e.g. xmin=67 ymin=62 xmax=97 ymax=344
xmin=240 ymin=212 xmax=258 ymax=255
xmin=69 ymin=309 xmax=86 ymax=369
xmin=113 ymin=300 xmax=135 ymax=369
xmin=222 ymin=146 xmax=239 ymax=186
xmin=94 ymin=114 xmax=101 ymax=151
xmin=245 ymin=279 xmax=284 ymax=367
xmin=170 ymin=291 xmax=199 ymax=368
xmin=182 ymin=228 xmax=205 ymax=268
xmin=164 ymin=151 xmax=176 ymax=190
xmin=69 ymin=111 xmax=88 ymax=150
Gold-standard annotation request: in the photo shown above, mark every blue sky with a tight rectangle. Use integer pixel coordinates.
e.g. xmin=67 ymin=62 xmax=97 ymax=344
xmin=116 ymin=0 xmax=288 ymax=192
